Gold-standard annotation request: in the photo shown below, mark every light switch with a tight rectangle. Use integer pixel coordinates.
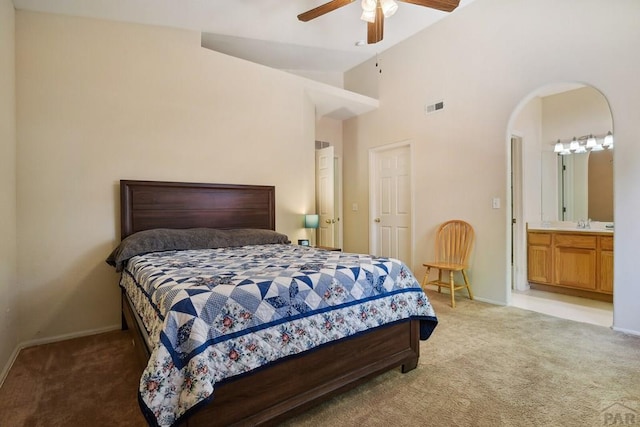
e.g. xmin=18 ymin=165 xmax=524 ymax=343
xmin=352 ymin=203 xmax=359 ymax=211
xmin=492 ymin=197 xmax=501 ymax=209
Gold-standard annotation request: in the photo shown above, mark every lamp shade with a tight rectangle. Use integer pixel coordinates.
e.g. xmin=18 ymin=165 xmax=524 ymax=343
xmin=304 ymin=214 xmax=319 ymax=229
xmin=361 ymin=0 xmax=376 ymax=11
xmin=380 ymin=0 xmax=398 ymax=17
xmin=360 ymin=9 xmax=376 ymax=22
xmin=553 ymin=140 xmax=564 ymax=153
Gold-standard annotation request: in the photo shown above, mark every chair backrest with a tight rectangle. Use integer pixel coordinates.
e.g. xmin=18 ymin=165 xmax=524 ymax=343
xmin=434 ymin=220 xmax=475 ymax=266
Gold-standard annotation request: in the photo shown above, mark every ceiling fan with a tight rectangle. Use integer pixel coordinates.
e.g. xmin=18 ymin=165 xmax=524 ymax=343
xmin=298 ymin=0 xmax=460 ymax=44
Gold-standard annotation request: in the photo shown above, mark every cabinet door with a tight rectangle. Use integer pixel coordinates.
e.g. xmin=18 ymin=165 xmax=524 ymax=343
xmin=599 ymin=250 xmax=614 ymax=293
xmin=554 ymin=246 xmax=597 ymax=290
xmin=528 ymin=245 xmax=552 ymax=284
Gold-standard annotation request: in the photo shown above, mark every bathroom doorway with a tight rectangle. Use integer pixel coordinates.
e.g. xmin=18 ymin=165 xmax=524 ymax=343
xmin=508 ymin=83 xmax=614 ymax=326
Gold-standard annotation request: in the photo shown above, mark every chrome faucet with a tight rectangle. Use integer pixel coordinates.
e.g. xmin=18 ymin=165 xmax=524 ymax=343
xmin=577 ymin=218 xmax=591 ymax=229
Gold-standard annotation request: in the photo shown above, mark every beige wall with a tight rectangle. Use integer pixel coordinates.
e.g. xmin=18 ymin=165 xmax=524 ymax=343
xmin=343 ymin=0 xmax=640 ymax=334
xmin=0 ymin=0 xmax=18 ymax=380
xmin=316 ymin=117 xmax=343 ymax=157
xmin=15 ymin=11 xmax=317 ymax=343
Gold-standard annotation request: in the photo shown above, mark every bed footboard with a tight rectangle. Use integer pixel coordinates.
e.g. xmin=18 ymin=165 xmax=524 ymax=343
xmin=122 ymin=292 xmax=420 ymax=426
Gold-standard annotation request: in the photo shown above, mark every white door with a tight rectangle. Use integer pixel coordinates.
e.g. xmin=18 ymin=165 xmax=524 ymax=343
xmin=511 ymin=136 xmax=527 ymax=292
xmin=370 ymin=144 xmax=412 ymax=265
xmin=316 ymin=146 xmax=336 ymax=247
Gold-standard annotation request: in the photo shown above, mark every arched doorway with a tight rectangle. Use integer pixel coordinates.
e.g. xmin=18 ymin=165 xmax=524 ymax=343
xmin=507 ymin=83 xmax=614 ymax=326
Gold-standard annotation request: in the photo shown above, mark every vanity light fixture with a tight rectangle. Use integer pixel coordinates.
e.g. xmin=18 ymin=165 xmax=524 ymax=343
xmin=553 ymin=131 xmax=614 ymax=155
xmin=603 ymin=131 xmax=614 ymax=149
xmin=553 ymin=140 xmax=564 ymax=153
xmin=569 ymin=137 xmax=580 ymax=152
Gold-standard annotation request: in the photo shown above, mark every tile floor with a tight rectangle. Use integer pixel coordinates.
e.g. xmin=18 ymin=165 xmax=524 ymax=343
xmin=510 ymin=288 xmax=613 ymax=328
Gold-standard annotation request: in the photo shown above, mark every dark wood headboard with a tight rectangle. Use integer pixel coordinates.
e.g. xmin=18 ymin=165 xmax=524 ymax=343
xmin=120 ymin=180 xmax=276 ymax=240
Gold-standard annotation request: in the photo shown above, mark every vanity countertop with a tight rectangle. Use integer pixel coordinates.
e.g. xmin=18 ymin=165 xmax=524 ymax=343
xmin=527 ymin=221 xmax=614 ymax=234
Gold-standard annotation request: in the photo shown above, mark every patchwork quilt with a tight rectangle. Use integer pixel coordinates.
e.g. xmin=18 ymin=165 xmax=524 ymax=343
xmin=120 ymin=244 xmax=438 ymax=427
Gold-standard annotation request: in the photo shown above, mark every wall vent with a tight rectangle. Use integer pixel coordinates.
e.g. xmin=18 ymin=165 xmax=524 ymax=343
xmin=425 ymin=100 xmax=445 ymax=115
xmin=315 ymin=140 xmax=331 ymax=149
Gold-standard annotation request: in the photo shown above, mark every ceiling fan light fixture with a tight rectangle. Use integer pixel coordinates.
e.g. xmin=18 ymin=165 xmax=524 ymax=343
xmin=361 ymin=0 xmax=377 ymax=12
xmin=360 ymin=9 xmax=376 ymax=23
xmin=380 ymin=0 xmax=398 ymax=17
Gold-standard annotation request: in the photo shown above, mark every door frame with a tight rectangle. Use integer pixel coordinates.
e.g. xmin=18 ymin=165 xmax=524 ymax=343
xmin=316 ymin=146 xmax=336 ymax=248
xmin=368 ymin=140 xmax=415 ymax=269
xmin=335 ymin=155 xmax=344 ymax=250
xmin=510 ymin=134 xmax=528 ymax=293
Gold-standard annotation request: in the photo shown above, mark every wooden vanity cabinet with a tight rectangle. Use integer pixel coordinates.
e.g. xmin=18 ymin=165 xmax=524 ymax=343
xmin=554 ymin=234 xmax=597 ymax=290
xmin=527 ymin=232 xmax=552 ymax=284
xmin=599 ymin=236 xmax=614 ymax=293
xmin=527 ymin=230 xmax=613 ymax=300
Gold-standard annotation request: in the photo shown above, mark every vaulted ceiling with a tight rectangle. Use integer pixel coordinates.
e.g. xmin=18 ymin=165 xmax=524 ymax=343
xmin=13 ymin=0 xmax=476 ymax=73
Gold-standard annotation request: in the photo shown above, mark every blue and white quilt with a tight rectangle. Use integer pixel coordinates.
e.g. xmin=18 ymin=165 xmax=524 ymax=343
xmin=120 ymin=244 xmax=438 ymax=427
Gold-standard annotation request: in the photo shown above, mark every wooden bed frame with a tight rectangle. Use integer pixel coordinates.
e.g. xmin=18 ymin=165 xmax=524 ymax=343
xmin=118 ymin=179 xmax=421 ymax=427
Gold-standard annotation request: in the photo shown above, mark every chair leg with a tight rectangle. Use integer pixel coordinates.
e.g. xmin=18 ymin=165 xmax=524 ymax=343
xmin=421 ymin=266 xmax=432 ymax=291
xmin=462 ymin=269 xmax=474 ymax=300
xmin=449 ymin=270 xmax=456 ymax=308
xmin=437 ymin=269 xmax=443 ymax=293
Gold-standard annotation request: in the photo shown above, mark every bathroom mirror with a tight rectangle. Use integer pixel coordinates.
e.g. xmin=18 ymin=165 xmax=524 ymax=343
xmin=538 ymin=85 xmax=614 ymax=222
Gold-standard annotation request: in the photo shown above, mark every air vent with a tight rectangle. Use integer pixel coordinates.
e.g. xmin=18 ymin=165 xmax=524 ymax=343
xmin=425 ymin=100 xmax=444 ymax=115
xmin=315 ymin=140 xmax=331 ymax=149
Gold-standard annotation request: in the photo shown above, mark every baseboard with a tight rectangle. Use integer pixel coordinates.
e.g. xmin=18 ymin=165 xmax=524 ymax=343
xmin=19 ymin=324 xmax=121 ymax=349
xmin=472 ymin=296 xmax=507 ymax=306
xmin=0 ymin=345 xmax=21 ymax=389
xmin=612 ymin=326 xmax=640 ymax=337
xmin=424 ymin=286 xmax=507 ymax=307
xmin=0 ymin=323 xmax=121 ymax=387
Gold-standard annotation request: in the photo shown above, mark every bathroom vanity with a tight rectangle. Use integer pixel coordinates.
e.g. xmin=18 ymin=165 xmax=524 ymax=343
xmin=527 ymin=223 xmax=613 ymax=301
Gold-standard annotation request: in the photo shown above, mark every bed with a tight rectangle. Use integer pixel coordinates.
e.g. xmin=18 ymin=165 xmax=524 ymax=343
xmin=108 ymin=180 xmax=438 ymax=427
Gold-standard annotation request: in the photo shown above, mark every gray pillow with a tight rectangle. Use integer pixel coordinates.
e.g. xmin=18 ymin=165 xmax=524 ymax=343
xmin=106 ymin=228 xmax=290 ymax=272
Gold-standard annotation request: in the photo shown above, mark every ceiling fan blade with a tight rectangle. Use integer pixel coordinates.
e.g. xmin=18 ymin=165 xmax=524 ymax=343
xmin=298 ymin=0 xmax=356 ymax=22
xmin=398 ymin=0 xmax=460 ymax=12
xmin=367 ymin=4 xmax=384 ymax=44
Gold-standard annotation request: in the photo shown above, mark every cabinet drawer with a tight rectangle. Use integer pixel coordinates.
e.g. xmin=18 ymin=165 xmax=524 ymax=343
xmin=555 ymin=234 xmax=596 ymax=249
xmin=600 ymin=236 xmax=614 ymax=251
xmin=528 ymin=232 xmax=551 ymax=246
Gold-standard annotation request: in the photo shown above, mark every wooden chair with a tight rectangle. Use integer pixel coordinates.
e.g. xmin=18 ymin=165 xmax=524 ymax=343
xmin=421 ymin=220 xmax=475 ymax=308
